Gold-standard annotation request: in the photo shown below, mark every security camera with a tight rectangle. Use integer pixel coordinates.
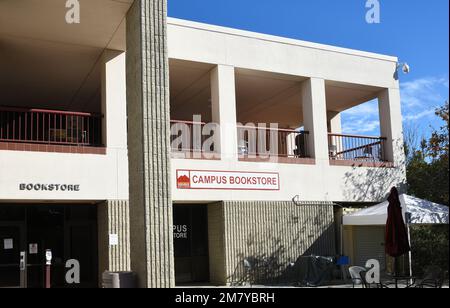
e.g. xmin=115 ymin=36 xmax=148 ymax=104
xmin=397 ymin=62 xmax=410 ymax=75
xmin=402 ymin=63 xmax=410 ymax=74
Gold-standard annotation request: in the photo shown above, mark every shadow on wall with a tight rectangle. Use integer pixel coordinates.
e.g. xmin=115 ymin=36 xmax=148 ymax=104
xmin=342 ymin=139 xmax=407 ymax=202
xmin=228 ymin=210 xmax=336 ymax=286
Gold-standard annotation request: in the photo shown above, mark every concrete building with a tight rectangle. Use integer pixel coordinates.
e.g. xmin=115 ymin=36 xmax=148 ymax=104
xmin=0 ymin=0 xmax=406 ymax=288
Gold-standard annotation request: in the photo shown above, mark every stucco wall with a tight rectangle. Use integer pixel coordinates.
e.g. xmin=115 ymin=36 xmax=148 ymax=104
xmin=172 ymin=159 xmax=406 ymax=203
xmin=167 ymin=18 xmax=399 ymax=90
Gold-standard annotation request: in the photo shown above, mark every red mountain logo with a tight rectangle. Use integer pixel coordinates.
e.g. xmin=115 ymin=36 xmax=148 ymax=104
xmin=177 ymin=175 xmax=191 ymax=189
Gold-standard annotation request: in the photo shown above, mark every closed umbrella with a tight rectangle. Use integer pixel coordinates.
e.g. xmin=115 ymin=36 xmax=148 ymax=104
xmin=385 ymin=187 xmax=411 ymax=275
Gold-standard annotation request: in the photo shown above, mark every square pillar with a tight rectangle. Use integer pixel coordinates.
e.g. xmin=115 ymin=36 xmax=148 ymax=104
xmin=211 ymin=65 xmax=238 ymax=161
xmin=327 ymin=111 xmax=342 ymax=134
xmin=126 ymin=0 xmax=174 ymax=288
xmin=378 ymin=88 xmax=406 ymax=166
xmin=327 ymin=111 xmax=342 ymax=154
xmin=101 ymin=51 xmax=127 ymax=149
xmin=301 ymin=78 xmax=330 ymax=163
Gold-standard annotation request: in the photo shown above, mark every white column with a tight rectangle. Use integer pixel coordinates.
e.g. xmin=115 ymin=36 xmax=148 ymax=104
xmin=211 ymin=65 xmax=238 ymax=161
xmin=102 ymin=51 xmax=128 ymax=149
xmin=327 ymin=111 xmax=342 ymax=134
xmin=327 ymin=111 xmax=342 ymax=154
xmin=378 ymin=88 xmax=405 ymax=166
xmin=301 ymin=78 xmax=330 ymax=163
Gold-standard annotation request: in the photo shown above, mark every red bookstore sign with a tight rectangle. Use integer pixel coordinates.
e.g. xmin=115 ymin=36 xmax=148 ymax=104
xmin=176 ymin=170 xmax=280 ymax=191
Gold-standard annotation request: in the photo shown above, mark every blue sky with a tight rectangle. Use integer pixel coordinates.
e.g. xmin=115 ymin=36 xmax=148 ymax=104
xmin=168 ymin=0 xmax=449 ymax=139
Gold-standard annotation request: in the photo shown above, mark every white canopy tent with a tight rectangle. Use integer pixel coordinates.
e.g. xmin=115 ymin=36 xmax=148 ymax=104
xmin=342 ymin=194 xmax=448 ymax=276
xmin=343 ymin=194 xmax=449 ymax=226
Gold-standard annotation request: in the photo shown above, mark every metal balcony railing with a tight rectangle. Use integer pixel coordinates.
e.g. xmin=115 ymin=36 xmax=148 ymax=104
xmin=170 ymin=120 xmax=216 ymax=154
xmin=328 ymin=133 xmax=386 ymax=162
xmin=0 ymin=106 xmax=103 ymax=147
xmin=237 ymin=126 xmax=310 ymax=158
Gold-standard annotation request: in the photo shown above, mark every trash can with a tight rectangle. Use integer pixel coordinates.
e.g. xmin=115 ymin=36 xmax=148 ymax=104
xmin=102 ymin=271 xmax=136 ymax=288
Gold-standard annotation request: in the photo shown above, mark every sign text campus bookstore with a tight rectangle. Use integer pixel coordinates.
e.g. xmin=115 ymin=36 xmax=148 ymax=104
xmin=176 ymin=170 xmax=280 ymax=191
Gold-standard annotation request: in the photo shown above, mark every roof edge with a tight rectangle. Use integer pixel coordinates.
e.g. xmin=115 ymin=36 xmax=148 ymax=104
xmin=167 ymin=17 xmax=399 ymax=63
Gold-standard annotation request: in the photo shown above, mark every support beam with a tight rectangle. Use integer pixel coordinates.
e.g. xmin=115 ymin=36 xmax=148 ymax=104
xmin=301 ymin=78 xmax=330 ymax=163
xmin=211 ymin=65 xmax=238 ymax=161
xmin=102 ymin=51 xmax=127 ymax=148
xmin=378 ymin=88 xmax=405 ymax=167
xmin=126 ymin=0 xmax=174 ymax=288
xmin=327 ymin=111 xmax=342 ymax=134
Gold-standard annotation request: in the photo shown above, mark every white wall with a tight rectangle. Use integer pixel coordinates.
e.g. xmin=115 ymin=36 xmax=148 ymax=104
xmin=167 ymin=18 xmax=399 ymax=89
xmin=0 ymin=150 xmax=128 ymax=201
xmin=171 ymin=158 xmax=405 ymax=203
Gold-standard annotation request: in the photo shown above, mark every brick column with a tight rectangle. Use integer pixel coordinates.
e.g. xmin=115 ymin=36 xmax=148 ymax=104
xmin=98 ymin=200 xmax=131 ymax=285
xmin=126 ymin=0 xmax=174 ymax=288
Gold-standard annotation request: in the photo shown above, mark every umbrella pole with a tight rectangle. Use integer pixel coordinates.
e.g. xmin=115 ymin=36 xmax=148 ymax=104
xmin=407 ymin=223 xmax=413 ymax=279
xmin=394 ymin=257 xmax=400 ymax=276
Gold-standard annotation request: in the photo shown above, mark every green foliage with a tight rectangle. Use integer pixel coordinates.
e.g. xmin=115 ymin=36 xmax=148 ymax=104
xmin=410 ymin=225 xmax=449 ymax=276
xmin=405 ymin=102 xmax=449 ymax=276
xmin=406 ymin=102 xmax=449 ymax=206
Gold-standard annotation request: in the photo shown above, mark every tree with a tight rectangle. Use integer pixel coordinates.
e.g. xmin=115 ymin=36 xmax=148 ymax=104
xmin=406 ymin=101 xmax=449 ymax=205
xmin=405 ymin=101 xmax=449 ymax=276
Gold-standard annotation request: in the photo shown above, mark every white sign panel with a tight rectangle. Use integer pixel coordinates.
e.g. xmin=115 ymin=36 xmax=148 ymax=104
xmin=4 ymin=239 xmax=13 ymax=250
xmin=109 ymin=234 xmax=119 ymax=246
xmin=29 ymin=243 xmax=38 ymax=255
xmin=176 ymin=170 xmax=280 ymax=191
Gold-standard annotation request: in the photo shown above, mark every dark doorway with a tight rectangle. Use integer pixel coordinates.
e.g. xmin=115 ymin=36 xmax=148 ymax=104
xmin=0 ymin=204 xmax=98 ymax=288
xmin=173 ymin=205 xmax=209 ymax=285
xmin=0 ymin=223 xmax=25 ymax=288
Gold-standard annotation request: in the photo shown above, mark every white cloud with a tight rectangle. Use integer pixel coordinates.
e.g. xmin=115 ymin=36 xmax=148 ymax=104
xmin=401 ymin=77 xmax=448 ymax=108
xmin=338 ymin=76 xmax=448 ymax=136
xmin=342 ymin=119 xmax=380 ymax=135
xmin=342 ymin=99 xmax=379 ymax=116
xmin=400 ymin=77 xmax=448 ymax=128
xmin=341 ymin=100 xmax=380 ymax=135
xmin=402 ymin=109 xmax=436 ymax=122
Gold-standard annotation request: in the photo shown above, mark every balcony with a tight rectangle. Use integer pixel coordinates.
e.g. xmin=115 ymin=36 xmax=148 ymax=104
xmin=170 ymin=119 xmax=391 ymax=167
xmin=328 ymin=133 xmax=390 ymax=167
xmin=170 ymin=120 xmax=315 ymax=164
xmin=0 ymin=106 xmax=104 ymax=154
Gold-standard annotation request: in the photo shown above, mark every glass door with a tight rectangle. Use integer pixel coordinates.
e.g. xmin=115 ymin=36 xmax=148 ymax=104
xmin=173 ymin=205 xmax=210 ymax=285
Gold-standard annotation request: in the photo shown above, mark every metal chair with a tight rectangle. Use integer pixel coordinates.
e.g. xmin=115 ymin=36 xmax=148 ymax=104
xmin=411 ymin=266 xmax=445 ymax=288
xmin=348 ymin=266 xmax=366 ymax=288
